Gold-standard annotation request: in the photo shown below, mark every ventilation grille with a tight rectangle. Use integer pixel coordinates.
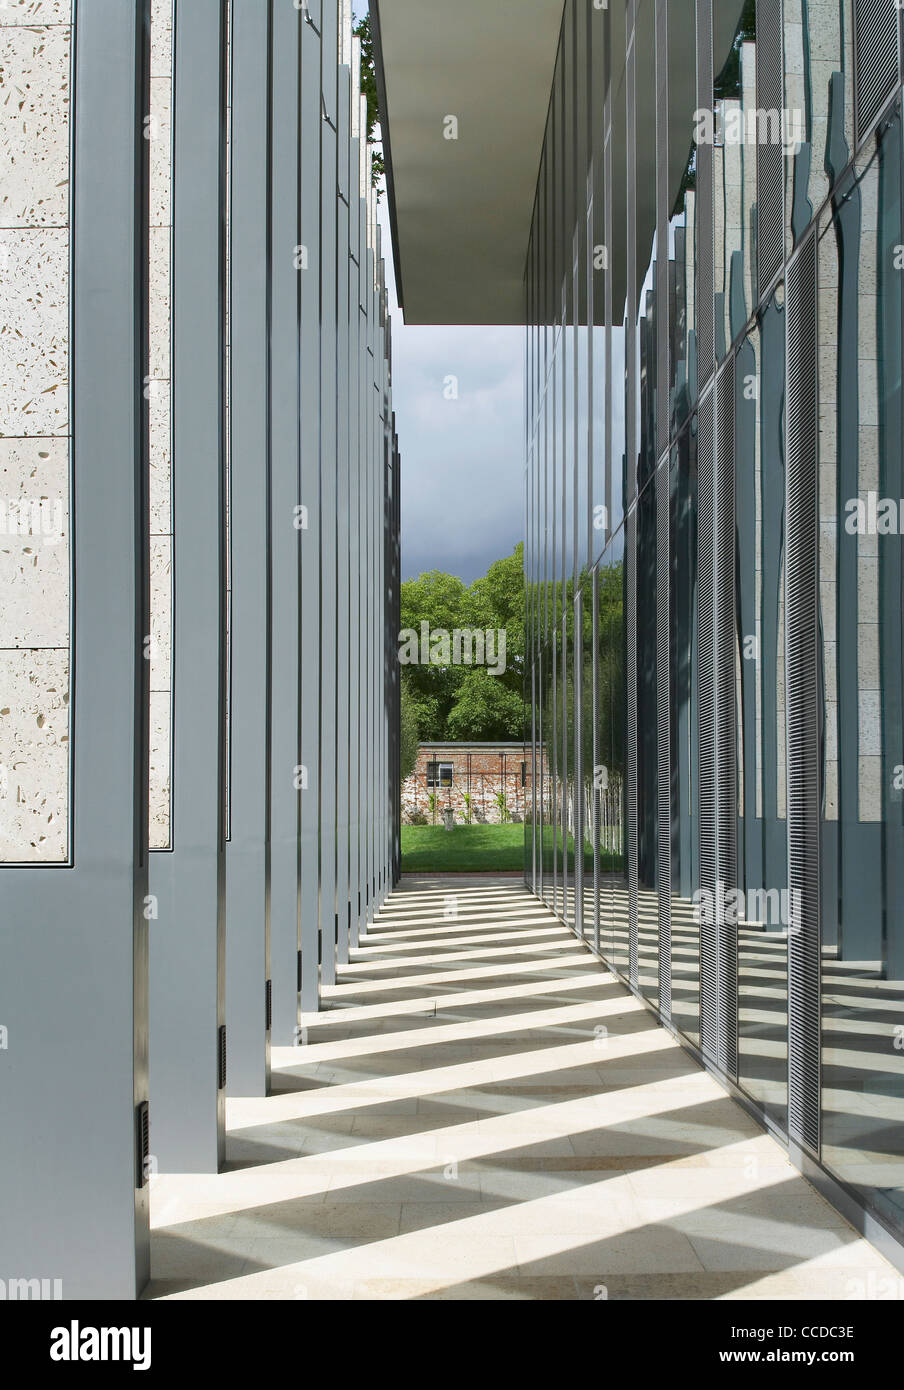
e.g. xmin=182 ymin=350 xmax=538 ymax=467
xmin=217 ymin=1024 xmax=227 ymax=1091
xmin=697 ymin=391 xmax=718 ymax=1058
xmin=714 ymin=358 xmax=738 ymax=1079
xmin=627 ymin=506 xmax=639 ymax=986
xmin=786 ymin=237 xmax=821 ymax=1155
xmin=265 ymin=978 xmax=272 ymax=1033
xmin=657 ymin=453 xmax=672 ymax=1015
xmin=135 ymin=1100 xmax=150 ymax=1190
xmin=855 ymin=0 xmax=901 ymax=143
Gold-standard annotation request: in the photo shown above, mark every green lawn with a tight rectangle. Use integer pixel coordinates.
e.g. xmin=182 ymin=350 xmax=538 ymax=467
xmin=400 ymin=823 xmax=625 ymax=875
xmin=401 ymin=824 xmax=526 ymax=873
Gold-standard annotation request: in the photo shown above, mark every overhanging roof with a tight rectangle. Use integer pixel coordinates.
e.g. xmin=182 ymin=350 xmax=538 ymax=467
xmin=372 ymin=0 xmax=566 ymax=326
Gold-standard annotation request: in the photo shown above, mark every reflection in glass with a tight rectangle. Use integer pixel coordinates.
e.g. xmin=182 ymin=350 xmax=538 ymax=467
xmin=636 ymin=479 xmax=659 ymax=1007
xmin=784 ymin=0 xmax=851 ymax=249
xmin=600 ymin=528 xmax=628 ymax=977
xmin=712 ymin=1 xmax=758 ymax=361
xmin=670 ymin=423 xmax=700 ymax=1044
xmin=735 ymin=295 xmax=788 ymax=1125
xmin=819 ymin=112 xmax=904 ymax=1241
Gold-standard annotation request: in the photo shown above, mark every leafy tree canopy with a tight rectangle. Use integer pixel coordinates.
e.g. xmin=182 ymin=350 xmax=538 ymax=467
xmin=352 ymin=13 xmax=386 ymax=191
xmin=400 ymin=544 xmax=525 ymax=743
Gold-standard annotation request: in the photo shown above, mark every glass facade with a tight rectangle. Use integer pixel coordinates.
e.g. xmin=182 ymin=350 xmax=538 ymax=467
xmin=525 ymin=0 xmax=904 ymax=1259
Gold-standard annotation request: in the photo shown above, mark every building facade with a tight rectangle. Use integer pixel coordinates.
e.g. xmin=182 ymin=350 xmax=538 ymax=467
xmin=521 ymin=0 xmax=904 ymax=1266
xmin=0 ymin=0 xmax=400 ymax=1297
xmin=402 ymin=742 xmax=542 ymax=825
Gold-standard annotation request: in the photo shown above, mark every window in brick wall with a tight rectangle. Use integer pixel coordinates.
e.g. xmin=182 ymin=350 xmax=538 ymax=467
xmin=426 ymin=762 xmax=454 ymax=789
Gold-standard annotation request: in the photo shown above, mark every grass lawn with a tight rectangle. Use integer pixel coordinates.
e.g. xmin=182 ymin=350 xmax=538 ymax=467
xmin=401 ymin=824 xmax=526 ymax=873
xmin=400 ymin=823 xmax=625 ymax=875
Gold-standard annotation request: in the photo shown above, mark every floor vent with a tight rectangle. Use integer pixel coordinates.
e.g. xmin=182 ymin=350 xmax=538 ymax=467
xmin=217 ymin=1024 xmax=227 ymax=1092
xmin=135 ymin=1100 xmax=150 ymax=1189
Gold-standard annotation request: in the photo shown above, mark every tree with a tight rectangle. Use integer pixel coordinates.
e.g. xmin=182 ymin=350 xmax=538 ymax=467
xmin=446 ymin=670 xmax=525 ymax=742
xmin=399 ymin=569 xmax=475 ymax=739
xmin=352 ymin=13 xmax=386 ymax=191
xmin=398 ymin=545 xmax=527 ymax=742
xmin=400 ymin=676 xmax=420 ymax=782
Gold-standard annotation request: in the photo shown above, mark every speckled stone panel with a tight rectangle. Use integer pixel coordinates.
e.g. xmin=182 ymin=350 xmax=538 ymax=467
xmin=150 ymin=0 xmax=172 ymax=79
xmin=0 ymin=647 xmax=69 ymax=862
xmin=0 ymin=2 xmax=71 ymax=25
xmin=0 ymin=228 xmax=69 ymax=438
xmin=0 ymin=2 xmax=72 ymax=863
xmin=148 ymin=0 xmax=173 ymax=851
xmin=149 ymin=386 xmax=172 ymax=535
xmin=0 ymin=435 xmax=69 ymax=648
xmin=149 ymin=535 xmax=173 ymax=692
xmin=0 ymin=24 xmax=70 ymax=228
xmin=149 ymin=688 xmax=172 ymax=850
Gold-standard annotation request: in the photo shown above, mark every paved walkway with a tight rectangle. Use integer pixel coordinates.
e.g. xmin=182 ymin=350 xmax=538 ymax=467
xmin=147 ymin=878 xmax=899 ymax=1300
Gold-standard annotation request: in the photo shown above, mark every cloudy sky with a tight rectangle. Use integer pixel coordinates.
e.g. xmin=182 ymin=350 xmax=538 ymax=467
xmin=376 ymin=203 xmax=525 ymax=587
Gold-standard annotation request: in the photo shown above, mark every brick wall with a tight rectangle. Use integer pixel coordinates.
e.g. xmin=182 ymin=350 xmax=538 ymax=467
xmin=402 ymin=744 xmax=547 ymax=826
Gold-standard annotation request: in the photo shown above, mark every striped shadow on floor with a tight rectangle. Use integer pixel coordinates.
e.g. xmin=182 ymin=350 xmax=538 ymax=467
xmin=145 ymin=876 xmax=899 ymax=1301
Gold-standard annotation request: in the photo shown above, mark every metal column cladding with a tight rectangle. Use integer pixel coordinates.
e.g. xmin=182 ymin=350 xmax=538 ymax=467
xmin=785 ymin=232 xmax=821 ymax=1156
xmin=0 ymin=0 xmax=151 ymax=1300
xmin=225 ymin=0 xmax=273 ymax=1098
xmin=319 ymin=0 xmax=340 ymax=988
xmin=335 ymin=54 xmax=352 ymax=970
xmin=756 ymin=0 xmax=784 ymax=294
xmin=299 ymin=6 xmax=324 ymax=1013
xmin=149 ymin=0 xmax=228 ymax=1176
xmin=269 ymin=0 xmax=303 ymax=1042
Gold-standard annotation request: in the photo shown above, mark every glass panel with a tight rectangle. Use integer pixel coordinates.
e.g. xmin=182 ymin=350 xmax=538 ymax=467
xmin=712 ymin=0 xmax=758 ymax=361
xmin=784 ymin=0 xmax=852 ymax=250
xmin=601 ymin=525 xmax=628 ymax=975
xmin=670 ymin=422 xmax=700 ymax=1044
xmin=636 ymin=477 xmax=659 ymax=1007
xmin=736 ymin=293 xmax=789 ymax=1126
xmin=819 ymin=111 xmax=904 ymax=1241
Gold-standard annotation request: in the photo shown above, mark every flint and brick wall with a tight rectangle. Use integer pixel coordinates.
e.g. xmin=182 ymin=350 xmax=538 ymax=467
xmin=402 ymin=743 xmax=546 ymax=826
